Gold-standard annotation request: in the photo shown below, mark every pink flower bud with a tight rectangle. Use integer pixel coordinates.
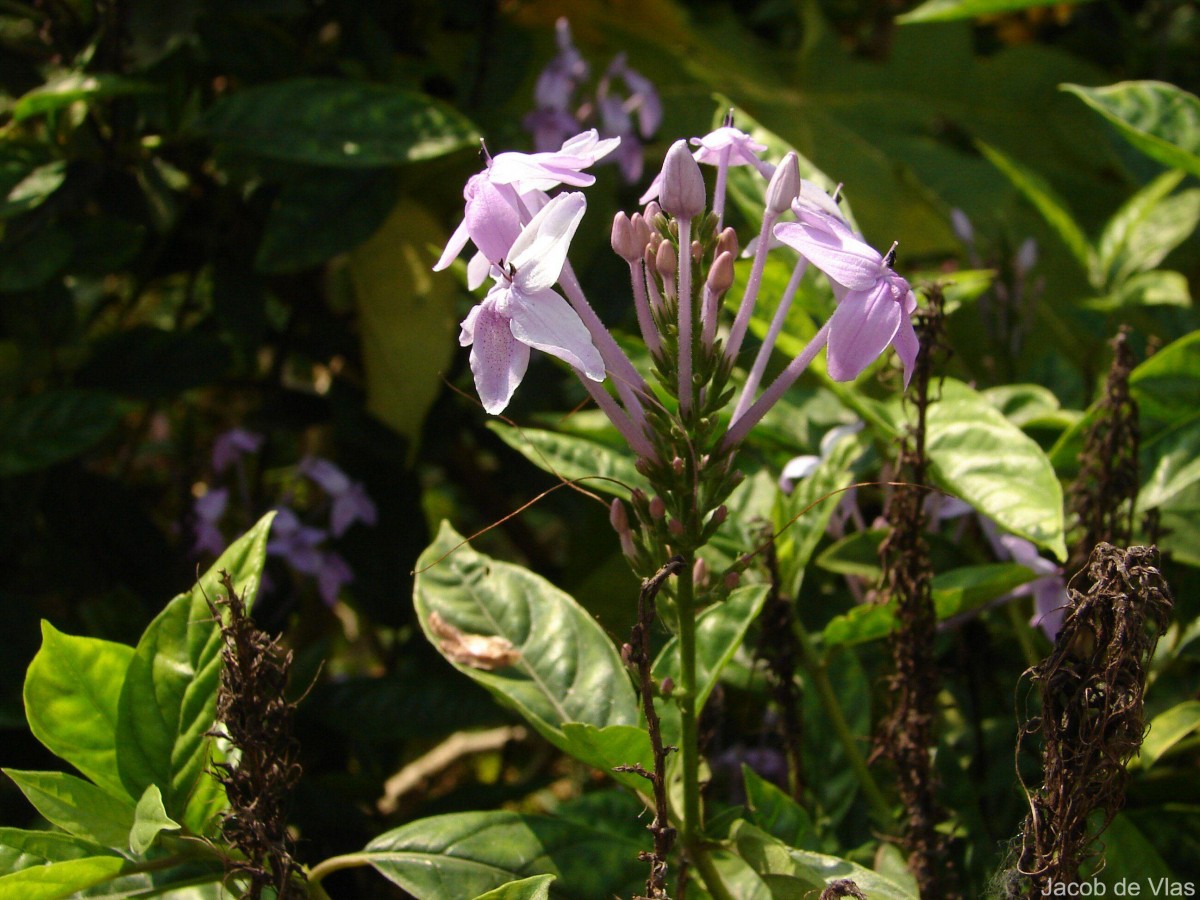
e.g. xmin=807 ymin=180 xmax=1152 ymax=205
xmin=611 ymin=212 xmax=639 ymax=262
xmin=649 ymin=495 xmax=666 ymax=519
xmin=609 ymin=498 xmax=630 ymax=533
xmin=672 ymin=456 xmax=684 ymax=475
xmin=692 ymin=556 xmax=709 ymax=587
xmin=710 ymin=505 xmax=727 ymax=526
xmin=668 ymin=518 xmax=684 ymax=537
xmin=716 ymin=227 xmax=739 ymax=260
xmin=723 ymin=571 xmax=741 ymax=590
xmin=707 ymin=251 xmax=734 ymax=294
xmin=655 ymin=240 xmax=677 ymax=280
xmin=659 ymin=139 xmax=706 ymax=219
xmin=766 ymin=151 xmax=800 ymax=215
xmin=643 ymin=200 xmax=662 ymax=222
xmin=660 ymin=676 xmax=674 ymax=697
xmin=631 ymin=212 xmax=652 ymax=249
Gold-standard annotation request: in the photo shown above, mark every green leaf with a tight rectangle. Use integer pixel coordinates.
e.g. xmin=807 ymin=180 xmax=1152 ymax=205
xmin=358 ymin=811 xmax=646 ymax=899
xmin=472 ymin=874 xmax=556 ymax=900
xmin=558 ymin=724 xmax=654 ymax=793
xmin=742 ymin=765 xmax=814 ymax=848
xmin=0 ymin=856 xmax=127 ymax=900
xmin=129 ymin=785 xmax=180 ymax=855
xmin=1139 ymin=416 xmax=1200 ymax=510
xmin=1090 ymin=812 xmax=1174 ymax=885
xmin=0 ymin=828 xmax=114 ymax=871
xmin=823 ymin=562 xmax=1038 ymax=646
xmin=487 ymin=424 xmax=642 ymax=499
xmin=899 ymin=0 xmax=1095 ymax=24
xmin=1084 ymin=270 xmax=1192 ymax=312
xmin=116 ymin=513 xmax=274 ymax=831
xmin=977 ymin=141 xmax=1092 ymax=272
xmin=413 ymin=521 xmax=638 ymax=750
xmin=22 ymin=624 xmax=134 ymax=799
xmin=729 ymin=821 xmax=919 ymax=899
xmin=0 ymin=390 xmax=122 ymax=477
xmin=203 ymin=78 xmax=478 ymax=168
xmin=1 ymin=161 xmax=67 ymax=218
xmin=1094 ymin=170 xmax=1188 ymax=287
xmin=255 ymin=169 xmax=398 ymax=273
xmin=922 ymin=378 xmax=1067 ymax=560
xmin=2 ymin=771 xmax=135 ymax=849
xmin=349 ymin=198 xmax=459 ymax=452
xmin=652 ymin=584 xmax=770 ymax=714
xmin=12 ymin=72 xmax=155 ymax=120
xmin=1139 ymin=700 xmax=1200 ymax=769
xmin=0 ymin=225 xmax=74 ymax=292
xmin=1062 ymin=81 xmax=1200 ymax=177
xmin=982 ymin=383 xmax=1062 ymax=428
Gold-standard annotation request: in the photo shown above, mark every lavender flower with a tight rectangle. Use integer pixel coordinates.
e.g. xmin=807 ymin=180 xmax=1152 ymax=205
xmin=211 ymin=428 xmax=263 ymax=474
xmin=459 ymin=192 xmax=605 ymax=414
xmin=299 ymin=456 xmax=378 ymax=538
xmin=192 ymin=487 xmax=229 ymax=556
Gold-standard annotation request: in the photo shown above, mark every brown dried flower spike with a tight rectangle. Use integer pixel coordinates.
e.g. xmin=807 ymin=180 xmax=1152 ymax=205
xmin=207 ymin=572 xmax=304 ymax=900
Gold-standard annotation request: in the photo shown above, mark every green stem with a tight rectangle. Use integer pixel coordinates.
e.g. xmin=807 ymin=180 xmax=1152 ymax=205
xmin=792 ymin=618 xmax=895 ymax=829
xmin=675 ymin=555 xmax=702 ymax=850
xmin=307 ymin=853 xmax=374 ymax=888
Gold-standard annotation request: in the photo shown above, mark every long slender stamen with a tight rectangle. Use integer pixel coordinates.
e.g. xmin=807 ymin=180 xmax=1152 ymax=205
xmin=723 ymin=210 xmax=780 ymax=366
xmin=731 ymin=256 xmax=807 ymax=422
xmin=629 ymin=259 xmax=662 ymax=356
xmin=579 ymin=376 xmax=657 ymax=460
xmin=722 ymin=321 xmax=831 ymax=451
xmin=713 ymin=145 xmax=731 ymax=232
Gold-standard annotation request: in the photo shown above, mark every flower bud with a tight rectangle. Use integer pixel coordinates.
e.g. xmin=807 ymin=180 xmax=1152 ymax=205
xmin=692 ymin=240 xmax=703 ymax=263
xmin=659 ymin=140 xmax=706 ymax=219
xmin=660 ymin=676 xmax=674 ymax=698
xmin=723 ymin=571 xmax=741 ymax=591
xmin=630 ymin=212 xmax=652 ymax=251
xmin=609 ymin=498 xmax=630 ymax=534
xmin=649 ymin=495 xmax=666 ymax=519
xmin=655 ymin=240 xmax=677 ymax=281
xmin=707 ymin=250 xmax=734 ymax=295
xmin=643 ymin=200 xmax=662 ymax=222
xmin=672 ymin=456 xmax=684 ymax=475
xmin=716 ymin=227 xmax=739 ymax=260
xmin=766 ymin=151 xmax=801 ymax=215
xmin=611 ymin=212 xmax=639 ymax=262
xmin=710 ymin=505 xmax=727 ymax=526
xmin=668 ymin=518 xmax=684 ymax=537
xmin=692 ymin=556 xmax=709 ymax=587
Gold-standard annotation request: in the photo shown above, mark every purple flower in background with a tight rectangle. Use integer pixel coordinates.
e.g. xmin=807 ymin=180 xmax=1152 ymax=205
xmin=990 ymin=530 xmax=1068 ymax=641
xmin=775 ymin=206 xmax=918 ymax=386
xmin=523 ymin=18 xmax=658 ymax=186
xmin=211 ymin=428 xmax=263 ymax=474
xmin=267 ymin=506 xmax=326 ymax=576
xmin=690 ymin=126 xmax=770 ymax=171
xmin=459 ymin=192 xmax=605 ymax=414
xmin=299 ymin=456 xmax=378 ymax=538
xmin=317 ymin=551 xmax=355 ymax=607
xmin=192 ymin=487 xmax=229 ymax=556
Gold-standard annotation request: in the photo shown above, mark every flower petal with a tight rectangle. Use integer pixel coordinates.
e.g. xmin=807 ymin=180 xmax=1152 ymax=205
xmin=773 ymin=219 xmax=881 ymax=291
xmin=508 ymin=192 xmax=587 ymax=293
xmin=465 ymin=178 xmax=522 ymax=264
xmin=433 ymin=217 xmax=472 ymax=272
xmin=508 ymin=287 xmax=605 ymax=381
xmin=469 ymin=302 xmax=530 ymax=414
xmin=825 ymin=280 xmax=902 ymax=382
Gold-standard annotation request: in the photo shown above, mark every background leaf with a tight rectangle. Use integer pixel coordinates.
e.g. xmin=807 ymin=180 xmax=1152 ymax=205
xmin=1061 ymin=81 xmax=1200 ymax=177
xmin=128 ymin=784 xmax=180 ymax=855
xmin=2 ymin=771 xmax=135 ymax=849
xmin=203 ymin=78 xmax=479 ymax=168
xmin=899 ymin=0 xmax=1095 ymax=24
xmin=0 ymin=391 xmax=122 ymax=477
xmin=0 ymin=856 xmax=127 ymax=900
xmin=472 ymin=874 xmax=556 ymax=900
xmin=488 ymin=424 xmax=642 ymax=499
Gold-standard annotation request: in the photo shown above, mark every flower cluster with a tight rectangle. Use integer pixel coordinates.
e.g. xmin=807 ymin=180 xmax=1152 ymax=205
xmin=524 ymin=18 xmax=661 ymax=184
xmin=192 ymin=429 xmax=377 ymax=605
xmin=434 ymin=117 xmax=919 ymax=577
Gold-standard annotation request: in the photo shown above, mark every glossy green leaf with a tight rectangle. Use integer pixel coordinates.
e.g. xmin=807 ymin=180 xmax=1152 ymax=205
xmin=358 ymin=811 xmax=646 ymax=899
xmin=921 ymin=378 xmax=1067 ymax=560
xmin=255 ymin=169 xmax=398 ymax=273
xmin=729 ymin=821 xmax=918 ymax=899
xmin=12 ymin=72 xmax=155 ymax=120
xmin=1139 ymin=417 xmax=1200 ymax=510
xmin=558 ymin=724 xmax=654 ymax=793
xmin=1139 ymin=701 xmax=1200 ymax=769
xmin=2 ymin=771 xmax=135 ymax=849
xmin=982 ymin=384 xmax=1062 ymax=428
xmin=1094 ymin=170 xmax=1188 ymax=287
xmin=129 ymin=785 xmax=180 ymax=855
xmin=1 ymin=161 xmax=66 ymax=218
xmin=0 ymin=828 xmax=113 ymax=871
xmin=742 ymin=765 xmax=814 ymax=848
xmin=899 ymin=0 xmax=1095 ymax=24
xmin=0 ymin=856 xmax=127 ymax=900
xmin=0 ymin=390 xmax=122 ymax=477
xmin=22 ymin=624 xmax=134 ymax=799
xmin=823 ymin=563 xmax=1037 ymax=646
xmin=652 ymin=584 xmax=770 ymax=713
xmin=203 ymin=78 xmax=478 ymax=167
xmin=472 ymin=874 xmax=556 ymax=900
xmin=116 ymin=513 xmax=273 ymax=831
xmin=978 ymin=142 xmax=1092 ymax=271
xmin=0 ymin=225 xmax=73 ymax=291
xmin=1062 ymin=81 xmax=1200 ymax=177
xmin=708 ymin=848 xmax=776 ymax=899
xmin=1089 ymin=813 xmax=1174 ymax=885
xmin=414 ymin=522 xmax=637 ymax=750
xmin=487 ymin=424 xmax=642 ymax=499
